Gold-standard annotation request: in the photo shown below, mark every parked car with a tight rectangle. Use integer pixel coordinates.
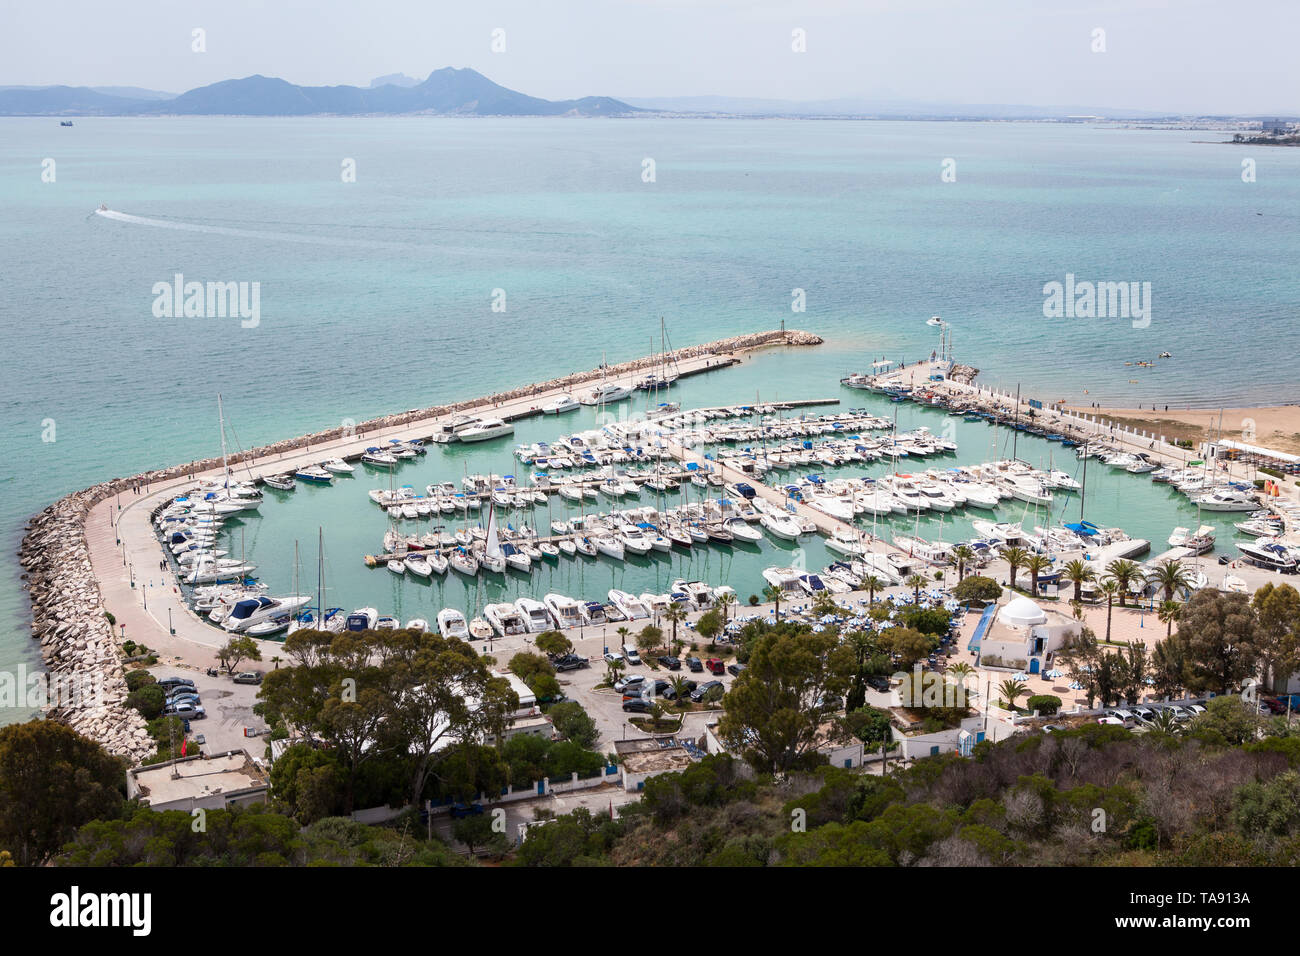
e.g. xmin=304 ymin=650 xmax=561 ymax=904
xmin=686 ymin=657 xmax=703 ymax=672
xmin=1096 ymin=715 xmax=1125 ymax=726
xmin=1260 ymin=697 xmax=1288 ymax=716
xmin=449 ymin=802 xmax=484 ymax=818
xmin=1186 ymin=703 xmax=1207 ymax=716
xmin=165 ymin=703 xmax=206 ymax=720
xmin=660 ymin=680 xmax=698 ymax=701
xmin=553 ymin=654 xmax=589 ymax=672
xmin=690 ymin=680 xmax=724 ymax=703
xmin=622 ymin=645 xmax=642 ymax=665
xmin=622 ymin=699 xmax=655 ymax=714
xmin=1042 ymin=724 xmax=1066 ymax=734
xmin=657 ymin=655 xmax=681 ymax=671
xmin=158 ymin=677 xmax=195 ymax=690
xmin=705 ymin=658 xmax=726 ymax=675
xmin=1109 ymin=709 xmax=1135 ymax=726
xmin=1163 ymin=705 xmax=1191 ymax=720
xmin=166 ymin=693 xmax=202 ymax=707
xmin=1131 ymin=706 xmax=1156 ymax=723
xmin=727 ymin=663 xmax=746 ymax=677
xmin=194 ymin=734 xmax=206 ymax=746
xmin=866 ymin=675 xmax=891 ymax=692
xmin=613 ymin=675 xmax=645 ymax=694
xmin=232 ymin=671 xmax=263 ymax=685
xmin=604 ymin=651 xmax=625 ymax=666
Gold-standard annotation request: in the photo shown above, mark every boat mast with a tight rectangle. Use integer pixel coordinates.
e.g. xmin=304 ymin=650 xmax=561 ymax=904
xmin=217 ymin=393 xmax=229 ymax=489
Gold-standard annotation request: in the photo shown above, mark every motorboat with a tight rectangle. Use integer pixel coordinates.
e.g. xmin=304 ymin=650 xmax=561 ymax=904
xmin=594 ymin=535 xmax=626 ymax=560
xmin=1168 ymin=525 xmax=1215 ymax=555
xmin=223 ymin=594 xmax=311 ymax=632
xmin=345 ymin=607 xmax=378 ymax=631
xmin=485 ymin=603 xmax=528 ymax=636
xmin=826 ymin=527 xmax=868 ymax=557
xmin=609 ymin=589 xmax=651 ymax=620
xmin=1237 ymin=540 xmax=1298 ymax=572
xmin=580 ymin=382 xmax=634 ymax=406
xmin=1194 ymin=490 xmax=1259 ymax=512
xmin=361 ymin=448 xmax=399 ymax=468
xmin=926 ymin=315 xmax=944 ymax=327
xmin=262 ymin=474 xmax=295 ymax=491
xmin=580 ymin=601 xmax=608 ymax=625
xmin=294 ymin=464 xmax=334 ymax=484
xmin=725 ymin=517 xmax=763 ymax=543
xmin=469 ymin=617 xmax=494 ymax=640
xmin=759 ymin=512 xmax=802 ymax=541
xmin=543 ymin=395 xmax=580 ymax=415
xmin=515 ymin=597 xmax=554 ymax=633
xmin=437 ymin=608 xmax=470 ymax=639
xmin=322 ymin=458 xmax=355 ymax=474
xmin=405 ymin=554 xmax=433 ymax=577
xmin=619 ymin=526 xmax=654 ymax=555
xmin=183 ymin=558 xmax=256 ymax=585
xmin=544 ymin=593 xmax=583 ymax=629
xmin=459 ymin=418 xmax=515 ymax=443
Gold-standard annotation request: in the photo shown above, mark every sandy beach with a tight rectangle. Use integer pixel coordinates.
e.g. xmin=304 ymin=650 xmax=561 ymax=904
xmin=1064 ymin=404 xmax=1300 ymax=456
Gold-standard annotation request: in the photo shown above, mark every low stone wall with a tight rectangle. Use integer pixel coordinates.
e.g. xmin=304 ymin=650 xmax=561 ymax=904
xmin=18 ymin=328 xmax=821 ymax=759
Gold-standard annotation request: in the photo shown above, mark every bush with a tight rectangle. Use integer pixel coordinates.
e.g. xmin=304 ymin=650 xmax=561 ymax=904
xmin=1027 ymin=695 xmax=1062 ymax=715
xmin=125 ymin=670 xmax=156 ymax=692
xmin=126 ymin=684 xmax=165 ymax=719
xmin=953 ymin=575 xmax=1002 ymax=604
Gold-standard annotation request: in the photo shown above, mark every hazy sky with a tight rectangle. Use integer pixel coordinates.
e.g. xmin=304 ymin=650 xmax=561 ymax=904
xmin=3 ymin=0 xmax=1296 ymax=113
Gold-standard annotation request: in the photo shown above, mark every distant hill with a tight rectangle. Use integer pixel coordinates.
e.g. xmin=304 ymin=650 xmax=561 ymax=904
xmin=620 ymin=95 xmax=1176 ymax=120
xmin=0 ymin=67 xmax=640 ymax=117
xmin=369 ymin=73 xmax=421 ymax=89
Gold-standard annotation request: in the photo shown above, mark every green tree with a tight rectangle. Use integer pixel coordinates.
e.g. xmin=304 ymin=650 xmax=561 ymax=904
xmin=1000 ymin=546 xmax=1029 ymax=592
xmin=534 ymin=630 xmax=573 ymax=657
xmin=762 ymin=584 xmax=784 ymax=619
xmin=637 ymin=624 xmax=664 ymax=652
xmin=952 ymin=575 xmax=1001 ymax=604
xmin=548 ymin=701 xmax=600 ymax=749
xmin=0 ymin=721 xmax=124 ymax=866
xmin=1177 ymin=590 xmax=1262 ymax=695
xmin=949 ymin=545 xmax=975 ymax=583
xmin=1157 ymin=599 xmax=1181 ymax=638
xmin=217 ymin=635 xmax=262 ymax=674
xmin=860 ymin=575 xmax=885 ymax=604
xmin=1105 ymin=559 xmax=1141 ymax=608
xmin=905 ymin=573 xmax=928 ymax=604
xmin=718 ymin=624 xmax=855 ymax=774
xmin=1061 ymin=559 xmax=1096 ymax=603
xmin=999 ymin=678 xmax=1028 ymax=710
xmin=1098 ymin=578 xmax=1120 ymax=641
xmin=695 ymin=609 xmax=723 ymax=644
xmin=1146 ymin=559 xmax=1192 ymax=603
xmin=1024 ymin=554 xmax=1053 ymax=595
xmin=662 ymin=604 xmax=687 ymax=645
xmin=1253 ymin=583 xmax=1300 ymax=691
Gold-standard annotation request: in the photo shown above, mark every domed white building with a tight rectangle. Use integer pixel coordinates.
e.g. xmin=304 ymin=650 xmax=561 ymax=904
xmin=973 ymin=595 xmax=1080 ymax=675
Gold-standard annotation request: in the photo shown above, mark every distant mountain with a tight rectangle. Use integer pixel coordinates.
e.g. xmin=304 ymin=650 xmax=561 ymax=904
xmin=0 ymin=67 xmax=640 ymax=117
xmin=369 ymin=73 xmax=421 ymax=89
xmin=0 ymin=84 xmax=175 ymax=100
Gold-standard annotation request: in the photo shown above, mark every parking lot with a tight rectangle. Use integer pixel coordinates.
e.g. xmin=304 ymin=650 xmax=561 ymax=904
xmin=146 ymin=664 xmax=271 ymax=756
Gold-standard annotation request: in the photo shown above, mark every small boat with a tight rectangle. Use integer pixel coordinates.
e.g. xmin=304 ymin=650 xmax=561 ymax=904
xmin=515 ymin=597 xmax=554 ymax=633
xmin=448 ymin=549 xmax=479 ymax=576
xmin=263 ymin=474 xmax=296 ymax=491
xmin=609 ymin=589 xmax=650 ymax=620
xmin=574 ymin=536 xmax=598 ymax=557
xmin=458 ymin=418 xmax=515 ymax=443
xmin=760 ymin=512 xmax=802 ymax=541
xmin=345 ymin=607 xmax=378 ymax=631
xmin=544 ymin=593 xmax=583 ymax=629
xmin=926 ymin=315 xmax=944 ymax=327
xmin=437 ymin=609 xmax=470 ymax=639
xmin=557 ymin=538 xmax=577 ymax=558
xmin=361 ymin=448 xmax=399 ymax=468
xmin=469 ymin=617 xmax=494 ymax=640
xmin=542 ymin=395 xmax=580 ymax=415
xmin=387 ymin=558 xmax=407 ymax=575
xmin=61 ymin=121 xmax=74 ymax=127
xmin=322 ymin=458 xmax=355 ymax=474
xmin=406 ymin=618 xmax=430 ymax=632
xmin=538 ymin=542 xmax=561 ymax=561
xmin=427 ymin=551 xmax=449 ymax=575
xmin=294 ymin=464 xmax=334 ymax=484
xmin=485 ymin=603 xmax=528 ymax=636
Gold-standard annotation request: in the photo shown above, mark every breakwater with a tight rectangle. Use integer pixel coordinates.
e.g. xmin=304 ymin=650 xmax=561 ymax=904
xmin=18 ymin=329 xmax=821 ymax=759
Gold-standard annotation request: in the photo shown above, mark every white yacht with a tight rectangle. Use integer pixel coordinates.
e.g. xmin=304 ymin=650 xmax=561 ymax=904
xmin=515 ymin=597 xmax=554 ymax=633
xmin=759 ymin=512 xmax=802 ymax=541
xmin=542 ymin=395 xmax=580 ymax=415
xmin=345 ymin=607 xmax=378 ymax=631
xmin=485 ymin=603 xmax=528 ymax=636
xmin=322 ymin=458 xmax=355 ymax=474
xmin=1194 ymin=489 xmax=1258 ymax=512
xmin=222 ymin=594 xmax=311 ymax=632
xmin=580 ymin=382 xmax=634 ymax=406
xmin=459 ymin=418 xmax=515 ymax=443
xmin=543 ymin=593 xmax=584 ymax=629
xmin=609 ymin=589 xmax=650 ymax=620
xmin=436 ymin=608 xmax=470 ymax=639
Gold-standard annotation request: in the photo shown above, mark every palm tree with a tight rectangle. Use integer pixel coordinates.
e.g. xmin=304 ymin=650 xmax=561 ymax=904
xmin=662 ymin=603 xmax=686 ymax=644
xmin=999 ymin=678 xmax=1028 ymax=710
xmin=906 ymin=573 xmax=928 ymax=603
xmin=1105 ymin=559 xmax=1141 ymax=608
xmin=1000 ymin=546 xmax=1029 ymax=591
xmin=716 ymin=590 xmax=737 ymax=625
xmin=1025 ymin=554 xmax=1053 ymax=595
xmin=1146 ymin=709 xmax=1182 ymax=737
xmin=668 ymin=675 xmax=691 ymax=707
xmin=1157 ymin=599 xmax=1181 ymax=638
xmin=1098 ymin=578 xmax=1120 ymax=642
xmin=860 ymin=575 xmax=885 ymax=605
xmin=1062 ymin=559 xmax=1096 ymax=603
xmin=950 ymin=545 xmax=975 ymax=583
xmin=616 ymin=625 xmax=630 ymax=648
xmin=1147 ymin=559 xmax=1192 ymax=603
xmin=762 ymin=584 xmax=783 ymax=619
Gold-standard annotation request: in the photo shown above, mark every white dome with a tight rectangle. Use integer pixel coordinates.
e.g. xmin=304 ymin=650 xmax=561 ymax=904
xmin=999 ymin=596 xmax=1048 ymax=628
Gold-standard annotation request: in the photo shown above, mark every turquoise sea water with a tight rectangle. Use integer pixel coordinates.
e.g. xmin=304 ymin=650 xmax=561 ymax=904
xmin=2 ymin=117 xmax=1298 ymax=712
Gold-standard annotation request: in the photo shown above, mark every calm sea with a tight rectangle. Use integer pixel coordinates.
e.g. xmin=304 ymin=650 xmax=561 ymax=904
xmin=2 ymin=116 xmax=1298 ymax=718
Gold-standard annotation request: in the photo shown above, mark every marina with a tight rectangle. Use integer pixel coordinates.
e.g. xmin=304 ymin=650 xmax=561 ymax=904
xmin=70 ymin=331 xmax=1300 ymax=687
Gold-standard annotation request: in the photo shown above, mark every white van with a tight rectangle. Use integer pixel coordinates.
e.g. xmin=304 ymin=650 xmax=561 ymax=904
xmin=622 ymin=644 xmax=642 ymax=665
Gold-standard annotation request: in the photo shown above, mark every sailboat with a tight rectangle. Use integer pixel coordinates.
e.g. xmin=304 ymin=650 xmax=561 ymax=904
xmin=635 ymin=319 xmax=681 ymax=391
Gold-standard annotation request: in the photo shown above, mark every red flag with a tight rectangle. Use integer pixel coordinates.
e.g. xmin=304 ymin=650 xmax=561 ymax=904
xmin=181 ymin=738 xmax=187 ymax=757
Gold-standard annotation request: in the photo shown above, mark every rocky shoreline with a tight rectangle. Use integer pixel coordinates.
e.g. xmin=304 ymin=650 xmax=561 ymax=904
xmin=18 ymin=328 xmax=821 ymax=760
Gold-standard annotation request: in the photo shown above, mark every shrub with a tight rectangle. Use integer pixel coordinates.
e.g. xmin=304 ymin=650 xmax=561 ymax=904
xmin=1027 ymin=695 xmax=1062 ymax=715
xmin=953 ymin=575 xmax=1002 ymax=604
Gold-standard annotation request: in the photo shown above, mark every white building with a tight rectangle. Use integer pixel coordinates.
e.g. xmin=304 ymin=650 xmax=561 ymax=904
xmin=974 ymin=595 xmax=1081 ymax=676
xmin=127 ymin=749 xmax=269 ymax=812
